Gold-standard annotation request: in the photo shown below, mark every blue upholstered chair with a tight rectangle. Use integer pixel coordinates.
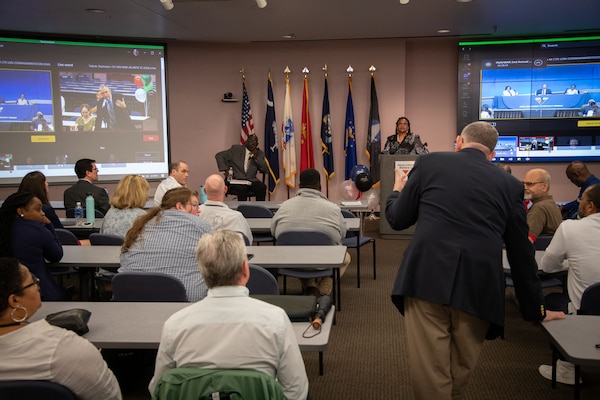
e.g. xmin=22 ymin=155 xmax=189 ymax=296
xmin=236 ymin=203 xmax=275 ymax=245
xmin=111 ymin=272 xmax=187 ymax=302
xmin=0 ymin=380 xmax=76 ymax=400
xmin=341 ymin=210 xmax=376 ymax=288
xmin=247 ymin=264 xmax=279 ymax=295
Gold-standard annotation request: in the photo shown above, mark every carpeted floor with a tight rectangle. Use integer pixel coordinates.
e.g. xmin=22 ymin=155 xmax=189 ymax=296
xmin=97 ymin=217 xmax=599 ymax=399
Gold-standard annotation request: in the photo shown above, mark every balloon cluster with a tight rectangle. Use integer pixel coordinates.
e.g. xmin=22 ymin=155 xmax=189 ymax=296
xmin=340 ymin=165 xmax=379 ymax=208
xmin=133 ymin=74 xmax=154 ymax=103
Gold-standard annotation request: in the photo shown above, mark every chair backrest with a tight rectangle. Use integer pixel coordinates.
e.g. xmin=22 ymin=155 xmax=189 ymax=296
xmin=89 ymin=233 xmax=124 ymax=246
xmin=152 ymin=367 xmax=285 ymax=400
xmin=534 ymin=235 xmax=553 ymax=250
xmin=247 ymin=264 xmax=279 ymax=295
xmin=66 ymin=208 xmax=105 ymax=218
xmin=55 ymin=228 xmax=79 ymax=245
xmin=341 ymin=210 xmax=358 ymax=238
xmin=578 ymin=282 xmax=600 ymax=315
xmin=276 ymin=229 xmax=336 ymax=246
xmin=237 ymin=204 xmax=273 ymax=218
xmin=0 ymin=380 xmax=76 ymax=400
xmin=112 ymin=272 xmax=187 ymax=302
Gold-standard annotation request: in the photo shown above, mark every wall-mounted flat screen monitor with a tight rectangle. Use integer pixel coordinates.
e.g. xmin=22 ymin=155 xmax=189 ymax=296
xmin=0 ymin=36 xmax=170 ymax=185
xmin=458 ymin=36 xmax=600 ymax=163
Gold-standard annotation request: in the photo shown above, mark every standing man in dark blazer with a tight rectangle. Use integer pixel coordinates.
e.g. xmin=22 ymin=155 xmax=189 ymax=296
xmin=63 ymin=158 xmax=110 ymax=215
xmin=215 ymin=134 xmax=268 ymax=201
xmin=385 ymin=121 xmax=564 ymax=400
xmin=92 ymin=84 xmax=134 ymax=131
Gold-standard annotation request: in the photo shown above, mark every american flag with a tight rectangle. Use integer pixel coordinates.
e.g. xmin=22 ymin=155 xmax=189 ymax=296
xmin=240 ymin=79 xmax=254 ymax=144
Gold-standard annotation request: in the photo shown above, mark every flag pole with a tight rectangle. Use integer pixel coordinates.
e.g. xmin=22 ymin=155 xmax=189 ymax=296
xmin=323 ymin=63 xmax=329 ymax=198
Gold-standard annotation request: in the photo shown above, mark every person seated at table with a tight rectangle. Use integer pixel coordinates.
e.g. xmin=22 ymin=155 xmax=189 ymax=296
xmin=17 ymin=171 xmax=63 ymax=229
xmin=74 ymin=103 xmax=96 ymax=132
xmin=198 ymin=174 xmax=253 ymax=244
xmin=560 ymin=161 xmax=600 ymax=219
xmin=537 ymin=184 xmax=600 ymax=385
xmin=271 ymin=168 xmax=350 ymax=297
xmin=522 ymin=168 xmax=562 ymax=243
xmin=502 ymin=86 xmax=517 ymax=96
xmin=153 ymin=160 xmax=189 ymax=206
xmin=564 ymin=84 xmax=580 ymax=95
xmin=480 ymin=105 xmax=493 ymax=119
xmin=119 ymin=187 xmax=211 ymax=302
xmin=215 ymin=134 xmax=268 ymax=201
xmin=0 ymin=192 xmax=68 ymax=301
xmin=536 ymin=84 xmax=552 ymax=95
xmin=148 ymin=230 xmax=308 ymax=399
xmin=31 ymin=111 xmax=50 ymax=131
xmin=16 ymin=93 xmax=29 ymax=105
xmin=0 ymin=258 xmax=122 ymax=400
xmin=63 ymin=158 xmax=110 ymax=215
xmin=101 ymin=175 xmax=149 ymax=238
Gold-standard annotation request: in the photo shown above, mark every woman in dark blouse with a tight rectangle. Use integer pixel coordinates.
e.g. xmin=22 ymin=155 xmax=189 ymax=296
xmin=17 ymin=171 xmax=63 ymax=229
xmin=0 ymin=192 xmax=67 ymax=300
xmin=382 ymin=116 xmax=429 ymax=155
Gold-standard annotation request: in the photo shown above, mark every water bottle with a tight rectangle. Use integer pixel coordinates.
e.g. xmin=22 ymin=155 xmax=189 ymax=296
xmin=200 ymin=185 xmax=208 ymax=204
xmin=227 ymin=166 xmax=233 ymax=183
xmin=74 ymin=202 xmax=84 ymax=226
xmin=85 ymin=194 xmax=95 ymax=224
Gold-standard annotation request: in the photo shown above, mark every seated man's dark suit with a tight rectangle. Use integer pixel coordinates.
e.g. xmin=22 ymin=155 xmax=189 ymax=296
xmin=64 ymin=179 xmax=110 ymax=215
xmin=94 ymin=96 xmax=134 ymax=131
xmin=215 ymin=145 xmax=268 ymax=201
xmin=386 ymin=148 xmax=545 ymax=340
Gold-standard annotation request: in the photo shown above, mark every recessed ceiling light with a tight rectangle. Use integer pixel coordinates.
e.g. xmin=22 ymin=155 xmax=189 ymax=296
xmin=456 ymin=0 xmax=473 ymax=3
xmin=437 ymin=29 xmax=451 ymax=34
xmin=86 ymin=8 xmax=107 ymax=14
xmin=282 ymin=34 xmax=296 ymax=39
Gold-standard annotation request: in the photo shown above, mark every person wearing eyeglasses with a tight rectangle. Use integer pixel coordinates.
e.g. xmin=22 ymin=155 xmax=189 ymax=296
xmin=0 ymin=258 xmax=122 ymax=400
xmin=120 ymin=187 xmax=212 ymax=302
xmin=63 ymin=158 xmax=110 ymax=215
xmin=522 ymin=168 xmax=562 ymax=243
xmin=0 ymin=192 xmax=68 ymax=301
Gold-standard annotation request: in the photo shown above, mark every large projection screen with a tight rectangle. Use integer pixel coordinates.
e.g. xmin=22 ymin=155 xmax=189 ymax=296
xmin=0 ymin=36 xmax=170 ymax=185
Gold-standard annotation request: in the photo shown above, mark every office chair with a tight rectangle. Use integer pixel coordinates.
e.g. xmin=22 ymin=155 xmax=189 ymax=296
xmin=237 ymin=203 xmax=275 ymax=245
xmin=247 ymin=264 xmax=279 ymax=295
xmin=341 ymin=210 xmax=376 ymax=288
xmin=152 ymin=368 xmax=285 ymax=400
xmin=0 ymin=380 xmax=76 ymax=400
xmin=578 ymin=282 xmax=600 ymax=315
xmin=89 ymin=233 xmax=124 ymax=299
xmin=112 ymin=272 xmax=187 ymax=302
xmin=276 ymin=229 xmax=340 ymax=309
xmin=55 ymin=228 xmax=79 ymax=245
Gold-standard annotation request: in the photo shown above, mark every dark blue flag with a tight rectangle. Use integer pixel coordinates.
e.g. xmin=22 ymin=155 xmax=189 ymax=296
xmin=320 ymin=78 xmax=334 ymax=181
xmin=264 ymin=78 xmax=280 ymax=195
xmin=344 ymin=78 xmax=357 ymax=180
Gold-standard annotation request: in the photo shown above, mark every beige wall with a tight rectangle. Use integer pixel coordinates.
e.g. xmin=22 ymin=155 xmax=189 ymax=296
xmin=2 ymin=37 xmax=596 ymax=204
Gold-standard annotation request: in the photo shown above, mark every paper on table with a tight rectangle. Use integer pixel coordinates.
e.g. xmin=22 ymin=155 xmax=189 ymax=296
xmin=341 ymin=201 xmax=363 ymax=206
xmin=230 ymin=179 xmax=252 ymax=186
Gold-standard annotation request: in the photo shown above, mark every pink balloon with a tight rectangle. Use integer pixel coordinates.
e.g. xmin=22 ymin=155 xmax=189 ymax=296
xmin=340 ymin=180 xmax=359 ymax=200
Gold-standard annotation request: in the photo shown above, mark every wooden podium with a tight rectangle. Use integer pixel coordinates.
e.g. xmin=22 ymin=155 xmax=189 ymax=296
xmin=379 ymin=154 xmax=418 ymax=238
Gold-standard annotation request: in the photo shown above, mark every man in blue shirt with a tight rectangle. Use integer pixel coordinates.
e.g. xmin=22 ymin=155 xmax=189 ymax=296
xmin=560 ymin=161 xmax=600 ymax=219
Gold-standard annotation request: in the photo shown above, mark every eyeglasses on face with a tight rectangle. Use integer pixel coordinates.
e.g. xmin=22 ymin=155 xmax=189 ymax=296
xmin=21 ymin=274 xmax=40 ymax=291
xmin=522 ymin=181 xmax=543 ymax=187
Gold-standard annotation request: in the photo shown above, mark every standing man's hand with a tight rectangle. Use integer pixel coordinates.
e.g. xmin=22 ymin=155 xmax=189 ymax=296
xmin=393 ymin=168 xmax=408 ymax=192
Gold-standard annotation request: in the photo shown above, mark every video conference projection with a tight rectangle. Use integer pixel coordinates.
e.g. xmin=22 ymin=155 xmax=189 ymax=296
xmin=458 ymin=35 xmax=600 ymax=163
xmin=0 ymin=36 xmax=170 ymax=185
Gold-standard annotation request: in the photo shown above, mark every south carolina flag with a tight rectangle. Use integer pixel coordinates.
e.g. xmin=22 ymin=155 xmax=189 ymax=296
xmin=282 ymin=76 xmax=297 ymax=188
xmin=344 ymin=77 xmax=357 ymax=180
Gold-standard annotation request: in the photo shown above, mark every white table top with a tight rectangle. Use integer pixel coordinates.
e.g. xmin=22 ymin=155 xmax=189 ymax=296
xmin=540 ymin=315 xmax=600 ymax=366
xmin=502 ymin=249 xmax=545 ymax=271
xmin=55 ymin=245 xmax=348 ymax=270
xmin=31 ymin=301 xmax=334 ymax=352
xmin=225 ymin=200 xmax=370 ymax=212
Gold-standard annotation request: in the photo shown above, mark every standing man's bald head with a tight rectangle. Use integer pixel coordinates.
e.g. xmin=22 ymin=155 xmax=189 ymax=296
xmin=204 ymin=174 xmax=227 ymax=201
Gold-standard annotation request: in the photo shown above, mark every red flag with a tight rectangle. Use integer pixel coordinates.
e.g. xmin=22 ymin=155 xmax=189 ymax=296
xmin=300 ymin=77 xmax=314 ymax=171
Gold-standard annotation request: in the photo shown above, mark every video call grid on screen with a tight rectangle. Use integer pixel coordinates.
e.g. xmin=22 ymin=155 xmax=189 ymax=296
xmin=458 ymin=35 xmax=600 ymax=163
xmin=0 ymin=36 xmax=170 ymax=185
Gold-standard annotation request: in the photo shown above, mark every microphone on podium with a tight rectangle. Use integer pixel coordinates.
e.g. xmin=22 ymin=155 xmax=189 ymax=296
xmin=312 ymin=295 xmax=333 ymax=330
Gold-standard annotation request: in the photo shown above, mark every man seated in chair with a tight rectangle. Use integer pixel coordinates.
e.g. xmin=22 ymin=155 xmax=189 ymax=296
xmin=215 ymin=134 xmax=268 ymax=201
xmin=538 ymin=184 xmax=600 ymax=385
xmin=522 ymin=168 xmax=562 ymax=243
xmin=148 ymin=230 xmax=308 ymax=399
xmin=270 ymin=168 xmax=351 ymax=297
xmin=198 ymin=174 xmax=253 ymax=243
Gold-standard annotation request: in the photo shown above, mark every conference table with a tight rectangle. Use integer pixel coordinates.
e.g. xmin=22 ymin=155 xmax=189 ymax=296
xmin=540 ymin=315 xmax=600 ymax=400
xmin=53 ymin=245 xmax=348 ymax=307
xmin=31 ymin=301 xmax=335 ymax=376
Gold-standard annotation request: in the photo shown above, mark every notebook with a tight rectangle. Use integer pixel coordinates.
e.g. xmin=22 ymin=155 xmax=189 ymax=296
xmin=251 ymin=295 xmax=317 ymax=322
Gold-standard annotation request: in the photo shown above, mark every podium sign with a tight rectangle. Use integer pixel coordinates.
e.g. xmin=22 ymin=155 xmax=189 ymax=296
xmin=379 ymin=154 xmax=418 ymax=238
